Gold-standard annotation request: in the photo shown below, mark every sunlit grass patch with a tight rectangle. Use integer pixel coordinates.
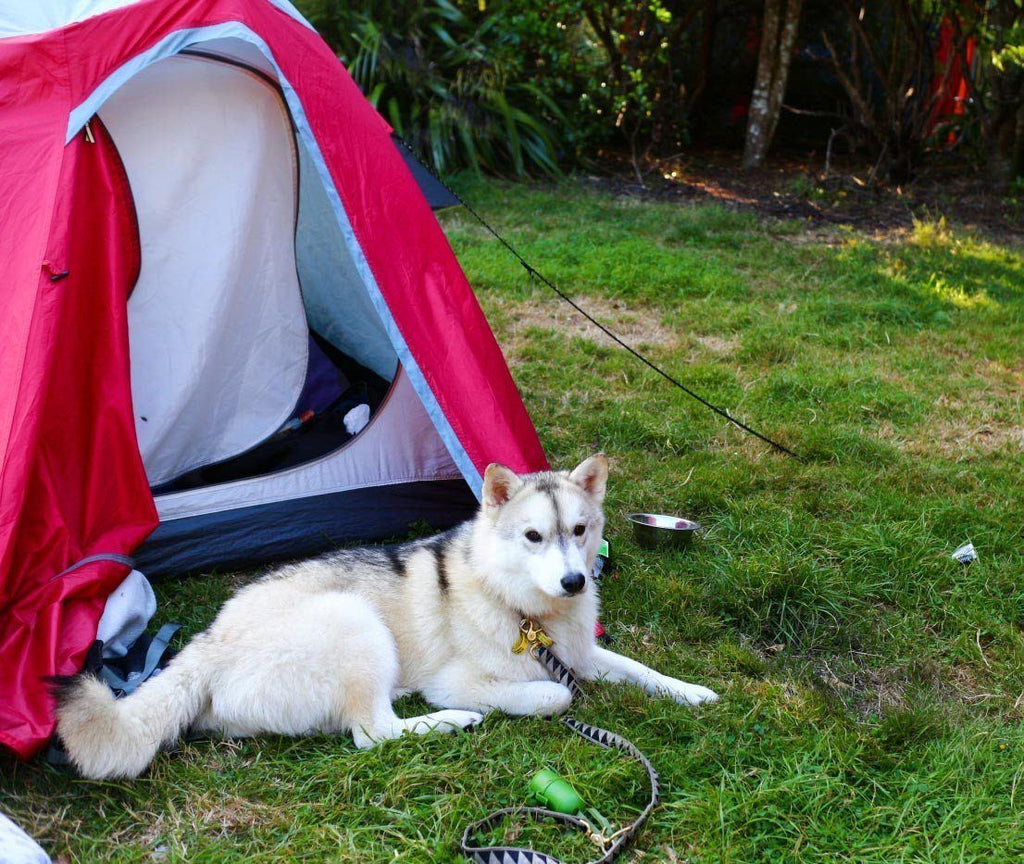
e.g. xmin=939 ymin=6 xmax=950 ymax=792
xmin=910 ymin=215 xmax=956 ymax=250
xmin=924 ymin=274 xmax=999 ymax=310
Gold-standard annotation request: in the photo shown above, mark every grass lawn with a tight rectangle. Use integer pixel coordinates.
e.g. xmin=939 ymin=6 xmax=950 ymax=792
xmin=3 ymin=178 xmax=1023 ymax=861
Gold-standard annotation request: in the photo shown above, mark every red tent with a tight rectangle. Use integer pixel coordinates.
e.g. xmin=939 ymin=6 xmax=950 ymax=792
xmin=0 ymin=0 xmax=547 ymax=761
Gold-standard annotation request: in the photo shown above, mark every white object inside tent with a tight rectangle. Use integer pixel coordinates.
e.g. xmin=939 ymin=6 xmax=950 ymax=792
xmin=343 ymin=404 xmax=371 ymax=436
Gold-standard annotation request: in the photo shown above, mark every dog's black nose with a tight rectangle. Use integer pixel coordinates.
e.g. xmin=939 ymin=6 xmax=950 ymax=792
xmin=561 ymin=572 xmax=585 ymax=595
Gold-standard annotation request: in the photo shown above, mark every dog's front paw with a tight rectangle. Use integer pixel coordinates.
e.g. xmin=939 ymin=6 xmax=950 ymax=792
xmin=507 ymin=681 xmax=573 ymax=717
xmin=535 ymin=682 xmax=573 ymax=716
xmin=433 ymin=709 xmax=485 ymax=731
xmin=658 ymin=677 xmax=719 ymax=706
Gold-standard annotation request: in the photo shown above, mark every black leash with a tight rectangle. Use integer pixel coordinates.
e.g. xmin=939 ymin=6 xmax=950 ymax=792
xmin=399 ymin=139 xmax=802 ymax=461
xmin=460 ymin=635 xmax=660 ymax=864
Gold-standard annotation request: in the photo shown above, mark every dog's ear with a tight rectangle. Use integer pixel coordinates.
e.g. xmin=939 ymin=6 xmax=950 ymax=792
xmin=569 ymin=453 xmax=608 ymax=502
xmin=482 ymin=463 xmax=523 ymax=511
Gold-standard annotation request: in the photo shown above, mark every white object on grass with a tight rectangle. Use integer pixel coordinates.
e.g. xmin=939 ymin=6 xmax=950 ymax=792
xmin=951 ymin=542 xmax=977 ymax=565
xmin=0 ymin=811 xmax=50 ymax=864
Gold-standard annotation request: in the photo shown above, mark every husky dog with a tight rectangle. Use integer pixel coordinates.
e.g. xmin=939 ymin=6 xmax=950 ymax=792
xmin=55 ymin=455 xmax=718 ymax=779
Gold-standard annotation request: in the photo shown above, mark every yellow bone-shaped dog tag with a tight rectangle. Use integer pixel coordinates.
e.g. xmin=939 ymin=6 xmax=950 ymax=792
xmin=512 ymin=618 xmax=554 ymax=656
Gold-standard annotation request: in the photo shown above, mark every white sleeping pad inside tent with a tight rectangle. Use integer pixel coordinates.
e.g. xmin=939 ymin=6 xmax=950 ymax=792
xmin=101 ymin=54 xmax=308 ymax=487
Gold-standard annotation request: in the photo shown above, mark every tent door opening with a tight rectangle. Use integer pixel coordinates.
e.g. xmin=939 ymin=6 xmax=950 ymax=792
xmin=98 ymin=51 xmax=400 ymax=495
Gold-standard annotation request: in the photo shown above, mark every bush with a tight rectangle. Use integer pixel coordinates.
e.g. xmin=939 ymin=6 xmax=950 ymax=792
xmin=296 ymin=0 xmax=570 ymax=177
xmin=295 ymin=1 xmax=715 ymax=176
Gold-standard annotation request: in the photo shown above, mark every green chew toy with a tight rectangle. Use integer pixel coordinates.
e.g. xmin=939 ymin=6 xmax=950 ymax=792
xmin=526 ymin=768 xmax=611 ymax=833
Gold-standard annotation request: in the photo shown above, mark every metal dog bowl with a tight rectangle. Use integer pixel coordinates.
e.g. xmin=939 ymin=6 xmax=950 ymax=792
xmin=627 ymin=513 xmax=701 ymax=550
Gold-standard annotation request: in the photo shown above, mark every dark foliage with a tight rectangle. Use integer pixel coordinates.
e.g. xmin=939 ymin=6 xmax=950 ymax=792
xmin=295 ymin=0 xmax=1024 ymax=182
xmin=296 ymin=0 xmax=568 ymax=176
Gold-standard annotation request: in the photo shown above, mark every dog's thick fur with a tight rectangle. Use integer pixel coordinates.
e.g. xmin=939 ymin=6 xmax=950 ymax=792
xmin=55 ymin=455 xmax=718 ymax=779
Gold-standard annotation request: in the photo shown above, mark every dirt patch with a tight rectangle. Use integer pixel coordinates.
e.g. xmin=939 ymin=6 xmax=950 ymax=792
xmin=812 ymin=653 xmax=1000 ymax=719
xmin=101 ymin=808 xmax=175 ymax=856
xmin=190 ymin=796 xmax=281 ymax=836
xmin=878 ymin=391 xmax=1024 ymax=458
xmin=915 ymin=418 xmax=1024 ymax=458
xmin=694 ymin=334 xmax=741 ymax=355
xmin=780 ymin=225 xmax=912 ymax=248
xmin=482 ymin=294 xmax=750 ymax=371
xmin=814 ymin=657 xmax=913 ymax=718
xmin=104 ymin=794 xmax=283 ymax=857
xmin=580 ymin=148 xmax=1024 ymax=247
xmin=483 ymin=294 xmax=679 ymax=364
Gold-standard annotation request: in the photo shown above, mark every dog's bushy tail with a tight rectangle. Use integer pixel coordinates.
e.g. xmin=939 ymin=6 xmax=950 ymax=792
xmin=54 ymin=640 xmax=209 ymax=779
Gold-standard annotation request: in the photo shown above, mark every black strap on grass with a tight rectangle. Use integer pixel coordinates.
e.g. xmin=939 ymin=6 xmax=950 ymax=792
xmin=99 ymin=623 xmax=181 ymax=696
xmin=398 ymin=139 xmax=802 ymax=461
xmin=46 ymin=623 xmax=182 ymax=768
xmin=460 ymin=646 xmax=660 ymax=864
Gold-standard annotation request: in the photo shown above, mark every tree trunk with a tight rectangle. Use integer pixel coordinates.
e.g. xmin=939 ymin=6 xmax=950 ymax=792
xmin=980 ymin=1 xmax=1024 ymax=187
xmin=742 ymin=0 xmax=804 ymax=169
xmin=1013 ymin=103 xmax=1024 ymax=180
xmin=984 ymin=62 xmax=1024 ymax=187
xmin=687 ymin=0 xmax=719 ymax=114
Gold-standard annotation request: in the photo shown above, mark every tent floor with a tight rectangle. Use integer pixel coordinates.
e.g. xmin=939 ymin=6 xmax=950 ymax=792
xmin=136 ymin=479 xmax=478 ymax=579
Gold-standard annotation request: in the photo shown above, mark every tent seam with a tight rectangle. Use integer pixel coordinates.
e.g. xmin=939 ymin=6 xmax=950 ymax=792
xmin=337 ymin=188 xmax=481 ymax=486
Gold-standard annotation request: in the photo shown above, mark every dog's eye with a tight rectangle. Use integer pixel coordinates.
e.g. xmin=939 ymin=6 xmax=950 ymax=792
xmin=525 ymin=530 xmax=543 ymax=543
xmin=573 ymin=524 xmax=586 ymax=537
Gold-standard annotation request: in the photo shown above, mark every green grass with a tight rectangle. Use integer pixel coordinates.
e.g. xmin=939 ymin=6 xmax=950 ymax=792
xmin=4 ymin=179 xmax=1024 ymax=861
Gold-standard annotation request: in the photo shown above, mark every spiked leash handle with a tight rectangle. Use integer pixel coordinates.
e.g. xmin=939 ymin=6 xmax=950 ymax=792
xmin=459 ymin=646 xmax=661 ymax=864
